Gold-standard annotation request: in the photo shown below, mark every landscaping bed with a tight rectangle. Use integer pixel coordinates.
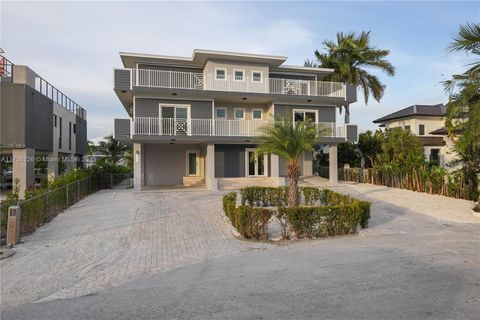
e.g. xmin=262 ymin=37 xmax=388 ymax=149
xmin=223 ymin=186 xmax=371 ymax=241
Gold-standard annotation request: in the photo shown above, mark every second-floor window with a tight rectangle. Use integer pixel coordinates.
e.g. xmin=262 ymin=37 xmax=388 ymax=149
xmin=252 ymin=71 xmax=263 ymax=82
xmin=215 ymin=68 xmax=226 ymax=80
xmin=419 ymin=124 xmax=425 ymax=135
xmin=252 ymin=109 xmax=263 ymax=120
xmin=53 ymin=115 xmax=57 ymax=127
xmin=234 ymin=70 xmax=244 ymax=81
xmin=234 ymin=108 xmax=245 ymax=120
xmin=215 ymin=107 xmax=227 ymax=119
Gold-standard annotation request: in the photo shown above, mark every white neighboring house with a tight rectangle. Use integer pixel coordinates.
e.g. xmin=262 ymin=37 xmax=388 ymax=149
xmin=373 ymin=104 xmax=459 ymax=170
xmin=84 ymin=137 xmax=107 ymax=168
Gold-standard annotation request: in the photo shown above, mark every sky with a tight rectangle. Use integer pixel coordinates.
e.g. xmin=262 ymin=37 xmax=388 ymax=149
xmin=1 ymin=1 xmax=478 ymax=139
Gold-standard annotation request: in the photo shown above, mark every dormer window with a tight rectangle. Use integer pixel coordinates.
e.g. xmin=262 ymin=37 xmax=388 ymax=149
xmin=252 ymin=71 xmax=263 ymax=82
xmin=215 ymin=68 xmax=226 ymax=80
xmin=234 ymin=70 xmax=245 ymax=82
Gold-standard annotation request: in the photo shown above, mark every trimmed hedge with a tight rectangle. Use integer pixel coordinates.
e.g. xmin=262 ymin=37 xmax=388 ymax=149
xmin=223 ymin=192 xmax=274 ymax=240
xmin=223 ymin=186 xmax=371 ymax=240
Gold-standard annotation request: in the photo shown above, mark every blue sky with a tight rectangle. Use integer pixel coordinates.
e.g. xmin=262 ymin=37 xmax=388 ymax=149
xmin=2 ymin=1 xmax=478 ymax=139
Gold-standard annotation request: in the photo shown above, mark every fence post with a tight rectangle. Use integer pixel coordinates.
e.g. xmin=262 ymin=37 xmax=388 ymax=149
xmin=78 ymin=180 xmax=80 ymax=201
xmin=66 ymin=184 xmax=69 ymax=206
xmin=6 ymin=206 xmax=21 ymax=247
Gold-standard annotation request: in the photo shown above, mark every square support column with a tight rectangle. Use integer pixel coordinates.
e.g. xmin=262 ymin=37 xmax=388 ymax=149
xmin=329 ymin=144 xmax=338 ymax=185
xmin=12 ymin=148 xmax=35 ymax=199
xmin=303 ymin=151 xmax=313 ymax=177
xmin=47 ymin=152 xmax=58 ymax=182
xmin=133 ymin=143 xmax=144 ymax=191
xmin=205 ymin=143 xmax=217 ymax=191
xmin=270 ymin=154 xmax=286 ymax=186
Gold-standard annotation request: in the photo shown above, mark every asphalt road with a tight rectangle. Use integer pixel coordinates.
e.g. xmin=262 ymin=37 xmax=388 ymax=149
xmin=2 ymin=209 xmax=479 ymax=320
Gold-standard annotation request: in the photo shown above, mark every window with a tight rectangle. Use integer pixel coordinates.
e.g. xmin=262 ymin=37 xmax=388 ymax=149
xmin=69 ymin=121 xmax=72 ymax=150
xmin=252 ymin=71 xmax=263 ymax=82
xmin=234 ymin=108 xmax=245 ymax=120
xmin=215 ymin=107 xmax=227 ymax=119
xmin=252 ymin=109 xmax=263 ymax=120
xmin=215 ymin=68 xmax=226 ymax=80
xmin=59 ymin=117 xmax=62 ymax=149
xmin=419 ymin=124 xmax=425 ymax=135
xmin=53 ymin=115 xmax=57 ymax=127
xmin=293 ymin=109 xmax=317 ymax=123
xmin=234 ymin=69 xmax=244 ymax=81
xmin=404 ymin=125 xmax=411 ymax=132
xmin=73 ymin=124 xmax=77 ymax=134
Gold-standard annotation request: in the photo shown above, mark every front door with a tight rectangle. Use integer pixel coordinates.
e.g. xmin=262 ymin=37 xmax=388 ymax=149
xmin=245 ymin=148 xmax=267 ymax=177
xmin=186 ymin=150 xmax=200 ymax=176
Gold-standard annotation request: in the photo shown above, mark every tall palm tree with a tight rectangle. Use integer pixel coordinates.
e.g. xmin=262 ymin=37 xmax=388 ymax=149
xmin=256 ymin=119 xmax=320 ymax=207
xmin=306 ymin=31 xmax=395 ymax=123
xmin=97 ymin=135 xmax=130 ymax=166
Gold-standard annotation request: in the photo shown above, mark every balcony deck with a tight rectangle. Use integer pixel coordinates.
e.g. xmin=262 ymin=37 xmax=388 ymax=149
xmin=115 ymin=68 xmax=346 ymax=98
xmin=125 ymin=118 xmax=355 ymax=139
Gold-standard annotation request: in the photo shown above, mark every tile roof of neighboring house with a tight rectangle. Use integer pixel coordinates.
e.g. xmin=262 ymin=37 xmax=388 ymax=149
xmin=417 ymin=136 xmax=446 ymax=147
xmin=373 ymin=104 xmax=446 ymax=124
xmin=429 ymin=126 xmax=463 ymax=135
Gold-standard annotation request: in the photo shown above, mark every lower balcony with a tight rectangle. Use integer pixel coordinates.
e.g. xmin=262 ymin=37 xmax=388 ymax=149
xmin=114 ymin=118 xmax=358 ymax=142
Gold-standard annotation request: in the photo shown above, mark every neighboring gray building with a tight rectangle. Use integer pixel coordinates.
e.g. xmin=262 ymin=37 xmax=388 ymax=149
xmin=0 ymin=55 xmax=87 ymax=197
xmin=113 ymin=49 xmax=358 ymax=190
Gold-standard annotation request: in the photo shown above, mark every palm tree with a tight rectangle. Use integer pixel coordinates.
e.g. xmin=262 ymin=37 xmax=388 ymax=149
xmin=306 ymin=31 xmax=395 ymax=123
xmin=444 ymin=22 xmax=480 ymax=202
xmin=97 ymin=135 xmax=130 ymax=166
xmin=256 ymin=119 xmax=320 ymax=207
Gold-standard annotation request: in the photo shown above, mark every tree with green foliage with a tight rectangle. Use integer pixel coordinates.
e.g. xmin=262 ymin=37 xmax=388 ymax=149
xmin=357 ymin=130 xmax=383 ymax=168
xmin=444 ymin=22 xmax=480 ymax=202
xmin=375 ymin=128 xmax=425 ymax=169
xmin=306 ymin=31 xmax=395 ymax=123
xmin=256 ymin=120 xmax=320 ymax=207
xmin=97 ymin=135 xmax=130 ymax=167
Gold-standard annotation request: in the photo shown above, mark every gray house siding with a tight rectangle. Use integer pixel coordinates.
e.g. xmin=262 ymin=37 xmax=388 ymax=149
xmin=114 ymin=69 xmax=131 ymax=90
xmin=274 ymin=104 xmax=336 ymax=122
xmin=75 ymin=116 xmax=88 ymax=155
xmin=346 ymin=124 xmax=358 ymax=142
xmin=114 ymin=119 xmax=131 ymax=141
xmin=135 ymin=98 xmax=212 ymax=119
xmin=346 ymin=84 xmax=357 ymax=103
xmin=215 ymin=144 xmax=256 ymax=178
xmin=1 ymin=83 xmax=53 ymax=151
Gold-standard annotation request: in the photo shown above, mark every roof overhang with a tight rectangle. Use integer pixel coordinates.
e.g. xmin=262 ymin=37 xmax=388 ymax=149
xmin=120 ymin=49 xmax=288 ymax=69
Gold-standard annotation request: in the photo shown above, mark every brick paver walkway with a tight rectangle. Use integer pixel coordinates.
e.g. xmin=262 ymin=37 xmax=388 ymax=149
xmin=1 ymin=189 xmax=269 ymax=308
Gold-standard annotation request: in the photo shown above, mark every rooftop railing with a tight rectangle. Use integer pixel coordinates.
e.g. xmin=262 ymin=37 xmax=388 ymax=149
xmin=1 ymin=55 xmax=87 ymax=120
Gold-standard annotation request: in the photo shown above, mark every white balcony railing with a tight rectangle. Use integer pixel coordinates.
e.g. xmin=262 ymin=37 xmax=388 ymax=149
xmin=132 ymin=118 xmax=347 ymax=138
xmin=130 ymin=68 xmax=346 ymax=98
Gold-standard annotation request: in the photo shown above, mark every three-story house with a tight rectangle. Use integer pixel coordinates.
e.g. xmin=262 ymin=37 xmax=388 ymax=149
xmin=113 ymin=49 xmax=358 ymax=190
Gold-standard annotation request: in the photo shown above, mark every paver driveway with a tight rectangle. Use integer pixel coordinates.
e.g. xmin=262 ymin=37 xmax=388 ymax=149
xmin=1 ymin=179 xmax=479 ymax=319
xmin=0 ymin=189 xmax=270 ymax=308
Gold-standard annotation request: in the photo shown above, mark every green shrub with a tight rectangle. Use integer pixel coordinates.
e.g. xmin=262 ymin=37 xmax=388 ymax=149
xmin=222 ymin=192 xmax=237 ymax=223
xmin=234 ymin=206 xmax=274 ymax=240
xmin=301 ymin=186 xmax=322 ymax=205
xmin=240 ymin=186 xmax=288 ymax=207
xmin=225 ymin=186 xmax=371 ymax=241
xmin=278 ymin=205 xmax=361 ymax=238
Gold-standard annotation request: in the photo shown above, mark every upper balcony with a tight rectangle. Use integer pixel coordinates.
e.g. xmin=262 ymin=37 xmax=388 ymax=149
xmin=114 ymin=68 xmax=347 ymax=99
